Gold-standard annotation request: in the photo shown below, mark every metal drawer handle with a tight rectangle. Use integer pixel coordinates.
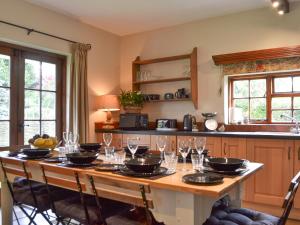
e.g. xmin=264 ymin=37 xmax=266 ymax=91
xmin=298 ymin=147 xmax=300 ymax=161
xmin=288 ymin=147 xmax=291 ymax=160
xmin=223 ymin=143 xmax=227 ymax=155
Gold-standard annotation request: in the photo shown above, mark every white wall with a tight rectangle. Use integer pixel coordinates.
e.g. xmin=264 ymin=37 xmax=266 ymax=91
xmin=120 ymin=3 xmax=300 ymax=123
xmin=0 ymin=0 xmax=121 ymax=142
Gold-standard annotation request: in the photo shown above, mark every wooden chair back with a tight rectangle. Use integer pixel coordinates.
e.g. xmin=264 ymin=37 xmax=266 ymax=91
xmin=87 ymin=172 xmax=153 ymax=209
xmin=279 ymin=171 xmax=300 ymax=225
xmin=40 ymin=163 xmax=86 ymax=192
xmin=0 ymin=157 xmax=31 ymax=179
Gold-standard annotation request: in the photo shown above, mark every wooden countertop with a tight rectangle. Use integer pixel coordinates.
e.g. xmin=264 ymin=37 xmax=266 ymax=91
xmin=0 ymin=151 xmax=263 ymax=198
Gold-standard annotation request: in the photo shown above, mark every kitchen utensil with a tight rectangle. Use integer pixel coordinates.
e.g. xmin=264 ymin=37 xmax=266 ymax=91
xmin=21 ymin=148 xmax=50 ymax=157
xmin=192 ymin=116 xmax=198 ymax=131
xmin=175 ymin=88 xmax=186 ymax=98
xmin=164 ymin=93 xmax=174 ymax=100
xmin=182 ymin=173 xmax=224 ymax=185
xmin=207 ymin=157 xmax=246 ymax=171
xmin=125 ymin=157 xmax=162 ymax=173
xmin=183 ymin=114 xmax=193 ymax=131
xmin=202 ymin=112 xmax=218 ymax=131
xmin=66 ymin=152 xmax=98 ymax=164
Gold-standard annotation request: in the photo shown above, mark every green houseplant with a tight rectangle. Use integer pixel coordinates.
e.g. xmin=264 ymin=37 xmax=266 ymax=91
xmin=119 ymin=90 xmax=144 ymax=113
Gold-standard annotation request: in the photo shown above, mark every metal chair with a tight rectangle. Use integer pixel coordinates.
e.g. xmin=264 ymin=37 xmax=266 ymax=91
xmin=40 ymin=163 xmax=101 ymax=225
xmin=87 ymin=172 xmax=165 ymax=225
xmin=203 ymin=171 xmax=300 ymax=225
xmin=0 ymin=157 xmax=55 ymax=225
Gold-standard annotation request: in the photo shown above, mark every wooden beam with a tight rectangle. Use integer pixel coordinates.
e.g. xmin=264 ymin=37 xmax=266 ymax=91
xmin=212 ymin=45 xmax=300 ymax=65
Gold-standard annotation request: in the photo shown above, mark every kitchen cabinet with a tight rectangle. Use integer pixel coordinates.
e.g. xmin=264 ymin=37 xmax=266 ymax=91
xmin=245 ymin=138 xmax=294 ymax=207
xmin=96 ymin=133 xmax=123 ymax=149
xmin=294 ymin=141 xmax=300 ymax=210
xmin=150 ymin=135 xmax=177 ymax=152
xmin=122 ymin=134 xmax=150 ymax=147
xmin=221 ymin=137 xmax=246 ymax=159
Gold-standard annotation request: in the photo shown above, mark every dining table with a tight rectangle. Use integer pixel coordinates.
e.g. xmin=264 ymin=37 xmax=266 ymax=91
xmin=0 ymin=151 xmax=263 ymax=225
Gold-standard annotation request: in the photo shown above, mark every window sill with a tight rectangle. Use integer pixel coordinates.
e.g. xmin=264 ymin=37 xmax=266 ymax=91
xmin=225 ymin=124 xmax=293 ymax=132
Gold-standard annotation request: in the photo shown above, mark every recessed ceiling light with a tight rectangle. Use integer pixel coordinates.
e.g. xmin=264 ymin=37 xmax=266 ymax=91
xmin=272 ymin=0 xmax=280 ymax=8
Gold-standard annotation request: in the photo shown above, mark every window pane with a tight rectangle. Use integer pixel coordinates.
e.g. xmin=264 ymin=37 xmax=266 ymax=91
xmin=272 ymin=97 xmax=291 ymax=109
xmin=0 ymin=54 xmax=10 ymax=87
xmin=250 ymin=98 xmax=266 ymax=120
xmin=293 ymin=77 xmax=300 ymax=92
xmin=233 ymin=99 xmax=249 ymax=117
xmin=0 ymin=121 xmax=9 ymax=147
xmin=41 ymin=121 xmax=55 ymax=137
xmin=233 ymin=80 xmax=249 ymax=98
xmin=294 ymin=110 xmax=300 ymax=121
xmin=42 ymin=92 xmax=56 ymax=120
xmin=294 ymin=97 xmax=300 ymax=109
xmin=0 ymin=88 xmax=10 ymax=120
xmin=272 ymin=110 xmax=292 ymax=122
xmin=42 ymin=62 xmax=56 ymax=91
xmin=24 ymin=121 xmax=40 ymax=144
xmin=274 ymin=77 xmax=292 ymax=93
xmin=250 ymin=79 xmax=266 ymax=97
xmin=25 ymin=90 xmax=40 ymax=120
xmin=25 ymin=59 xmax=40 ymax=89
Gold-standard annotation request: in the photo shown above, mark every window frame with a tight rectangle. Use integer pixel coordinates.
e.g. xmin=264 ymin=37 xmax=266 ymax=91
xmin=0 ymin=41 xmax=66 ymax=148
xmin=228 ymin=71 xmax=300 ymax=124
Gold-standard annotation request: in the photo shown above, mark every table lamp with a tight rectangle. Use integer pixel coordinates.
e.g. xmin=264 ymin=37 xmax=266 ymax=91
xmin=96 ymin=95 xmax=120 ymax=129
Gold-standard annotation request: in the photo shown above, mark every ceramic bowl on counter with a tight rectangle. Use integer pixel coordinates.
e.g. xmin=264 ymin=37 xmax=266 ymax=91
xmin=125 ymin=157 xmax=162 ymax=173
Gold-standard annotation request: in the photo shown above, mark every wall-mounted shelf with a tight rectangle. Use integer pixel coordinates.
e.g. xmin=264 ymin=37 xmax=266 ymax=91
xmin=133 ymin=76 xmax=190 ymax=85
xmin=145 ymin=98 xmax=192 ymax=103
xmin=132 ymin=47 xmax=198 ymax=109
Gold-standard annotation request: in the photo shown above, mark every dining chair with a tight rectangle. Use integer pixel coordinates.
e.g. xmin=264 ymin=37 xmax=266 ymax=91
xmin=0 ymin=157 xmax=57 ymax=225
xmin=87 ymin=172 xmax=165 ymax=225
xmin=203 ymin=170 xmax=300 ymax=225
xmin=40 ymin=163 xmax=101 ymax=225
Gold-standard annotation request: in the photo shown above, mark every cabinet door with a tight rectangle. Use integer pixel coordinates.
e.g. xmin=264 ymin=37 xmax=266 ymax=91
xmin=244 ymin=138 xmax=294 ymax=207
xmin=206 ymin=137 xmax=222 ymax=157
xmin=294 ymin=141 xmax=300 ymax=209
xmin=150 ymin=135 xmax=177 ymax=152
xmin=122 ymin=134 xmax=150 ymax=147
xmin=221 ymin=137 xmax=247 ymax=159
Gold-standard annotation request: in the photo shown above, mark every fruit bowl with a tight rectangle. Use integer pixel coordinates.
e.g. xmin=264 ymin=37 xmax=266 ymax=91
xmin=28 ymin=134 xmax=58 ymax=150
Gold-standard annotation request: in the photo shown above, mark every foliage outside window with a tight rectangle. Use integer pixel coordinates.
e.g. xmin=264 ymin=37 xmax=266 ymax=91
xmin=229 ymin=72 xmax=300 ymax=124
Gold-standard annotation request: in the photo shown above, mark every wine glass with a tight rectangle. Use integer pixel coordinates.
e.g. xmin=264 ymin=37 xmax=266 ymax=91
xmin=69 ymin=132 xmax=79 ymax=152
xmin=103 ymin=133 xmax=112 ymax=147
xmin=156 ymin=136 xmax=167 ymax=159
xmin=63 ymin=131 xmax=70 ymax=145
xmin=127 ymin=137 xmax=139 ymax=159
xmin=178 ymin=139 xmax=192 ymax=171
xmin=194 ymin=137 xmax=206 ymax=155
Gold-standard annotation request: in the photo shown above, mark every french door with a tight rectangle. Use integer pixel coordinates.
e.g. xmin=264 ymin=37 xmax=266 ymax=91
xmin=0 ymin=43 xmax=65 ymax=148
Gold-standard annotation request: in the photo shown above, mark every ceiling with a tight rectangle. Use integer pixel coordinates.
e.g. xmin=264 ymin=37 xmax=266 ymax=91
xmin=24 ymin=0 xmax=297 ymax=36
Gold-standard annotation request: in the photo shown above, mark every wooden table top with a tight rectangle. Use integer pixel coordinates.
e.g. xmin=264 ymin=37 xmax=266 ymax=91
xmin=0 ymin=151 xmax=263 ymax=198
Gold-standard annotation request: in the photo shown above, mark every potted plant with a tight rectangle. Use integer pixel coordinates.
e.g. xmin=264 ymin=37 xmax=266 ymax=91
xmin=119 ymin=90 xmax=144 ymax=113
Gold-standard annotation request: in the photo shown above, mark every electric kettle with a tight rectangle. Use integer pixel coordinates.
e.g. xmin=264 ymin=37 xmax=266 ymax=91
xmin=183 ymin=114 xmax=193 ymax=131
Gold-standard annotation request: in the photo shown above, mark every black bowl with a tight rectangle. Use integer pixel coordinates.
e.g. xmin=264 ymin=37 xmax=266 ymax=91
xmin=80 ymin=143 xmax=102 ymax=152
xmin=66 ymin=152 xmax=98 ymax=164
xmin=125 ymin=158 xmax=162 ymax=173
xmin=124 ymin=146 xmax=149 ymax=155
xmin=22 ymin=148 xmax=50 ymax=157
xmin=208 ymin=157 xmax=245 ymax=171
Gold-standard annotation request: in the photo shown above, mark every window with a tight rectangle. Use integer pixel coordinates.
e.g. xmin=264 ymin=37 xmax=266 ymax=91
xmin=0 ymin=43 xmax=66 ymax=147
xmin=229 ymin=72 xmax=300 ymax=124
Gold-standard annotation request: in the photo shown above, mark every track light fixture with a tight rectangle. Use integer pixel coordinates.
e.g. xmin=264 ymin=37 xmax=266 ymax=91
xmin=270 ymin=0 xmax=289 ymax=15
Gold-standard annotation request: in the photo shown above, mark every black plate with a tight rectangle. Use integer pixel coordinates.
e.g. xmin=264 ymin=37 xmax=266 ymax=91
xmin=21 ymin=148 xmax=50 ymax=157
xmin=182 ymin=173 xmax=224 ymax=185
xmin=43 ymin=157 xmax=66 ymax=163
xmin=119 ymin=167 xmax=168 ymax=177
xmin=207 ymin=157 xmax=245 ymax=171
xmin=18 ymin=153 xmax=52 ymax=160
xmin=58 ymin=161 xmax=98 ymax=167
xmin=95 ymin=164 xmax=124 ymax=172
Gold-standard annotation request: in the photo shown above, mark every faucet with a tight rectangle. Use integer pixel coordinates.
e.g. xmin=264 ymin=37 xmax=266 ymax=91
xmin=280 ymin=114 xmax=300 ymax=134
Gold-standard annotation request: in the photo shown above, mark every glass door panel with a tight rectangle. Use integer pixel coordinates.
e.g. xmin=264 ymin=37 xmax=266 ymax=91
xmin=0 ymin=54 xmax=10 ymax=147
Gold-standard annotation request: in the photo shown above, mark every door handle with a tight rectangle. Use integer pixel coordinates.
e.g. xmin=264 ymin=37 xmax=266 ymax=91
xmin=298 ymin=147 xmax=300 ymax=160
xmin=223 ymin=143 xmax=227 ymax=156
xmin=288 ymin=147 xmax=291 ymax=160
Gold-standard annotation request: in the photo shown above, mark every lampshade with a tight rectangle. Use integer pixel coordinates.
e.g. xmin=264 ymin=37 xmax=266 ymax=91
xmin=96 ymin=95 xmax=120 ymax=112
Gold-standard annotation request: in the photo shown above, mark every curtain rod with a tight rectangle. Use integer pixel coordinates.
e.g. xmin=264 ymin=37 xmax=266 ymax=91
xmin=0 ymin=20 xmax=91 ymax=49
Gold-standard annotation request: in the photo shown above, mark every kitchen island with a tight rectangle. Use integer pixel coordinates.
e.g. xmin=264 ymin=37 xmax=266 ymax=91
xmin=0 ymin=152 xmax=262 ymax=225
